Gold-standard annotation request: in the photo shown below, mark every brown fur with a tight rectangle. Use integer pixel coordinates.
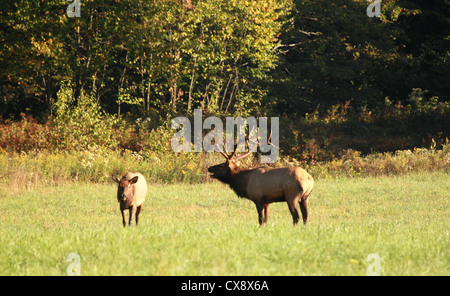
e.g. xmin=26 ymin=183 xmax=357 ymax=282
xmin=113 ymin=172 xmax=148 ymax=227
xmin=208 ymin=160 xmax=314 ymax=225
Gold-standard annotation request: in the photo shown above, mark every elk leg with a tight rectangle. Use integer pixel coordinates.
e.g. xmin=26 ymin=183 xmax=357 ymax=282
xmin=121 ymin=209 xmax=127 ymax=227
xmin=299 ymin=199 xmax=308 ymax=225
xmin=288 ymin=203 xmax=300 ymax=226
xmin=129 ymin=205 xmax=137 ymax=226
xmin=135 ymin=205 xmax=142 ymax=226
xmin=255 ymin=202 xmax=264 ymax=226
xmin=263 ymin=204 xmax=269 ymax=225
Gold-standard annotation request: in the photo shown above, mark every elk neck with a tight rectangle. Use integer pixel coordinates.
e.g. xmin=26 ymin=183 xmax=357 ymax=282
xmin=226 ymin=167 xmax=251 ymax=198
xmin=120 ymin=194 xmax=134 ymax=209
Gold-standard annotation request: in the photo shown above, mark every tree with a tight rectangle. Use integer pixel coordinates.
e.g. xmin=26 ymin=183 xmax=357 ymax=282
xmin=267 ymin=0 xmax=449 ymax=116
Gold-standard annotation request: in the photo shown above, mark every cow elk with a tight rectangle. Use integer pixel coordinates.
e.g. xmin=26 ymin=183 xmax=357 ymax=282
xmin=208 ymin=136 xmax=314 ymax=226
xmin=113 ymin=172 xmax=148 ymax=227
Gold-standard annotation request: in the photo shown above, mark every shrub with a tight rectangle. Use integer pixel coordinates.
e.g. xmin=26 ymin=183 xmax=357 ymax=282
xmin=279 ymin=96 xmax=450 ymax=162
xmin=288 ymin=142 xmax=450 ymax=179
xmin=0 ymin=114 xmax=53 ymax=153
xmin=51 ymin=80 xmax=119 ymax=151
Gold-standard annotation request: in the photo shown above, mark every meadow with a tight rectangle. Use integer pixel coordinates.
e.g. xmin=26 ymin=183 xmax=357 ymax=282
xmin=0 ymin=171 xmax=448 ymax=276
xmin=2 ymin=0 xmax=449 ymax=278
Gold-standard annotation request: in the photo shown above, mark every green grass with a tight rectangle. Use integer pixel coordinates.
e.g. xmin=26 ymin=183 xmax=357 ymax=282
xmin=0 ymin=171 xmax=448 ymax=275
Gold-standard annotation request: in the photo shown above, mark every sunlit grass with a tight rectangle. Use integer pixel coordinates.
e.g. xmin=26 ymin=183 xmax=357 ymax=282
xmin=0 ymin=171 xmax=448 ymax=275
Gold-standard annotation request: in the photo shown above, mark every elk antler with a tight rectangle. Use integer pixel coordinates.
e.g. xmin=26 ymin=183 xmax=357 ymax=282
xmin=214 ymin=139 xmax=238 ymax=160
xmin=233 ymin=129 xmax=273 ymax=162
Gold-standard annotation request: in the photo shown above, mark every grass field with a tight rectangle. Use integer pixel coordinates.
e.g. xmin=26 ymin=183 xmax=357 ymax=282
xmin=0 ymin=171 xmax=448 ymax=276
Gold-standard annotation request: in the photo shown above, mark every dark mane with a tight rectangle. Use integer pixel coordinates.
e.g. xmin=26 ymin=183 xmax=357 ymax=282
xmin=227 ymin=169 xmax=252 ymax=198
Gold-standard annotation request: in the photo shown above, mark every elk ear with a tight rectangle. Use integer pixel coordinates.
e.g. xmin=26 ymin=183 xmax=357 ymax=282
xmin=112 ymin=175 xmax=121 ymax=183
xmin=129 ymin=176 xmax=139 ymax=184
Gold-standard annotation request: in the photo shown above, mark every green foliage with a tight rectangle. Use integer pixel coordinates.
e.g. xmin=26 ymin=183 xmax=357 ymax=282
xmin=1 ymin=93 xmax=449 ymax=185
xmin=293 ymin=144 xmax=450 ymax=179
xmin=0 ymin=0 xmax=448 ymax=183
xmin=0 ymin=0 xmax=292 ymax=117
xmin=278 ymin=96 xmax=450 ymax=162
xmin=51 ymin=80 xmax=119 ymax=151
xmin=1 ymin=0 xmax=448 ymax=120
xmin=0 ymin=139 xmax=448 ymax=187
xmin=267 ymin=0 xmax=449 ymax=115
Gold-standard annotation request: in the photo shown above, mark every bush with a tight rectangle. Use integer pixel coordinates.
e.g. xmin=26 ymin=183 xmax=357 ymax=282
xmin=0 ymin=140 xmax=448 ymax=189
xmin=0 ymin=114 xmax=53 ymax=153
xmin=51 ymin=80 xmax=119 ymax=151
xmin=0 ymin=86 xmax=448 ymax=185
xmin=282 ymin=142 xmax=450 ymax=179
xmin=279 ymin=95 xmax=450 ymax=162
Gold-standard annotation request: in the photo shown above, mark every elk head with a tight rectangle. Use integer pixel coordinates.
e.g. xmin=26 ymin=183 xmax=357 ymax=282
xmin=208 ymin=130 xmax=273 ymax=181
xmin=113 ymin=175 xmax=139 ymax=203
xmin=208 ymin=158 xmax=241 ymax=182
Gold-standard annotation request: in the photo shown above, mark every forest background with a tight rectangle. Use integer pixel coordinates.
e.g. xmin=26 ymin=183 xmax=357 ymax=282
xmin=0 ymin=0 xmax=449 ymax=183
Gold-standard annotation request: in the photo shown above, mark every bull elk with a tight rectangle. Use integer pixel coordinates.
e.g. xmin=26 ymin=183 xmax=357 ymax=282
xmin=208 ymin=137 xmax=314 ymax=226
xmin=113 ymin=172 xmax=148 ymax=227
